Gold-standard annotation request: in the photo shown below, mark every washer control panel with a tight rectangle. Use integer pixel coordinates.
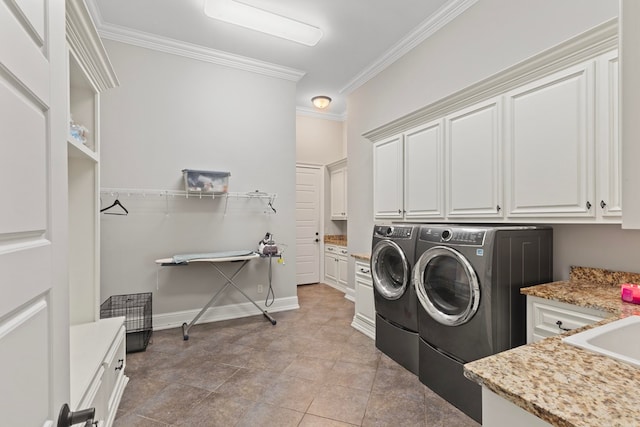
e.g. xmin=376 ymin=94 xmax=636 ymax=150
xmin=419 ymin=227 xmax=486 ymax=245
xmin=373 ymin=225 xmax=414 ymax=239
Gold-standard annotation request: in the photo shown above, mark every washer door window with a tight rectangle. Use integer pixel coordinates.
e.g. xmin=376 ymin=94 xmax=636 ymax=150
xmin=414 ymin=246 xmax=480 ymax=326
xmin=371 ymin=240 xmax=409 ymax=300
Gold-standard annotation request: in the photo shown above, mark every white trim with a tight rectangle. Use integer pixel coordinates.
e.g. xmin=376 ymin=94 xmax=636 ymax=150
xmin=351 ymin=314 xmax=375 ymax=339
xmin=151 ymin=296 xmax=299 ymax=330
xmin=344 ymin=287 xmax=355 ymax=302
xmin=363 ymin=18 xmax=618 ymax=142
xmin=66 ymin=0 xmax=119 ymax=91
xmin=296 ymin=106 xmax=346 ymax=122
xmin=340 ymin=0 xmax=478 ymax=95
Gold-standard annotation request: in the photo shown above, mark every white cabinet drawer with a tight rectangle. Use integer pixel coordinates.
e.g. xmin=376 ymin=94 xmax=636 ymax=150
xmin=527 ymin=296 xmax=610 ymax=343
xmin=103 ymin=325 xmax=126 ymax=414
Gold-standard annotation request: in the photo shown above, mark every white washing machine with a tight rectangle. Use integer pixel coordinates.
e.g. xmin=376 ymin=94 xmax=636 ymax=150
xmin=413 ymin=224 xmax=553 ymax=422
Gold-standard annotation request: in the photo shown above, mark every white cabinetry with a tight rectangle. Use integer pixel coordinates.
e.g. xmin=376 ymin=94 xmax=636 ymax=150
xmin=505 ymin=62 xmax=595 ymax=218
xmin=373 ymin=120 xmax=444 ymax=220
xmin=596 ymin=50 xmax=622 ymax=220
xmin=324 ymin=245 xmax=348 ymax=292
xmin=351 ymin=261 xmax=375 ymax=339
xmin=447 ymin=98 xmax=502 ymax=218
xmin=526 ymin=296 xmax=610 ymax=343
xmin=66 ymin=1 xmax=126 ymax=424
xmin=328 ymin=159 xmax=347 ymax=220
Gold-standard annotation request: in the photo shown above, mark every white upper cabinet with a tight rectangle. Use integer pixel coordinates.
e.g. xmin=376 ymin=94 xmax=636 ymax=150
xmin=596 ymin=50 xmax=621 ymax=220
xmin=373 ymin=120 xmax=445 ymax=221
xmin=446 ymin=98 xmax=503 ymax=218
xmin=373 ymin=135 xmax=404 ymax=219
xmin=328 ymin=158 xmax=347 ymax=220
xmin=404 ymin=120 xmax=445 ymax=219
xmin=505 ymin=62 xmax=595 ymax=218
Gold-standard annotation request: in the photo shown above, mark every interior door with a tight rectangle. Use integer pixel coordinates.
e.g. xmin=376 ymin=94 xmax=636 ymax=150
xmin=0 ymin=1 xmax=68 ymax=425
xmin=295 ymin=165 xmax=321 ymax=284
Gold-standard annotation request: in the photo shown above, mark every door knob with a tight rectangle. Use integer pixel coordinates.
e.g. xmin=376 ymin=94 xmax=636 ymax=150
xmin=57 ymin=403 xmax=95 ymax=427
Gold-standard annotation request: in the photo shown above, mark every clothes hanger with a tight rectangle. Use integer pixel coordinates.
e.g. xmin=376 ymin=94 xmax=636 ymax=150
xmin=100 ymin=196 xmax=129 ymax=215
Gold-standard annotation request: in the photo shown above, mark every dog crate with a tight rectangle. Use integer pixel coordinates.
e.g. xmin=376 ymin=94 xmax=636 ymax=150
xmin=101 ymin=292 xmax=152 ymax=353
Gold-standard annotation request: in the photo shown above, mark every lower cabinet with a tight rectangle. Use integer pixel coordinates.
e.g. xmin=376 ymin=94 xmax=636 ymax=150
xmin=351 ymin=260 xmax=375 ymax=339
xmin=526 ymin=296 xmax=610 ymax=343
xmin=70 ymin=317 xmax=129 ymax=427
xmin=482 ymin=388 xmax=552 ymax=427
xmin=324 ymin=245 xmax=348 ymax=292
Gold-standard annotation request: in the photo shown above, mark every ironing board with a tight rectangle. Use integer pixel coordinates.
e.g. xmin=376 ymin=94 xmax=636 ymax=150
xmin=155 ymin=250 xmax=276 ymax=340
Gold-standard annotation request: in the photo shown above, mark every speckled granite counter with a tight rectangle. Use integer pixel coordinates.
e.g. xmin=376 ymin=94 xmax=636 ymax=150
xmin=464 ymin=266 xmax=640 ymax=427
xmin=351 ymin=253 xmax=370 ymax=262
xmin=324 ymin=234 xmax=347 ymax=246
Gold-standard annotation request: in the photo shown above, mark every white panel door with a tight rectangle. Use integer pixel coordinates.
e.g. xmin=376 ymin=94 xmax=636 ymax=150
xmin=506 ymin=62 xmax=594 ymax=217
xmin=446 ymin=97 xmax=502 ymax=218
xmin=404 ymin=120 xmax=444 ymax=219
xmin=295 ymin=165 xmax=321 ymax=284
xmin=373 ymin=135 xmax=404 ymax=219
xmin=0 ymin=1 xmax=68 ymax=425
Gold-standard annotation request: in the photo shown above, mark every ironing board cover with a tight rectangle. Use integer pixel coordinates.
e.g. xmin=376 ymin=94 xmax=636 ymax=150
xmin=172 ymin=250 xmax=255 ymax=264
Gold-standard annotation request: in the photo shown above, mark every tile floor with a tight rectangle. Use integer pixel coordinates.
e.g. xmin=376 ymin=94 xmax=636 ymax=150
xmin=114 ymin=283 xmax=480 ymax=426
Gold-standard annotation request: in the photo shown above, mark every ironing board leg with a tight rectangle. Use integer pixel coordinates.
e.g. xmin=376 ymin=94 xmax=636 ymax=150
xmin=181 ymin=261 xmax=250 ymax=340
xmin=212 ymin=264 xmax=277 ymax=326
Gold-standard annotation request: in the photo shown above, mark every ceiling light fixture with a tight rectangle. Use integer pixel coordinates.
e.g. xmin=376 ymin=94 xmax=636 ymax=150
xmin=311 ymin=96 xmax=332 ymax=109
xmin=204 ymin=0 xmax=323 ymax=47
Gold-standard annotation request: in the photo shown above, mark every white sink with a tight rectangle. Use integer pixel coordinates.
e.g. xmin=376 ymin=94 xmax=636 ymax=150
xmin=562 ymin=315 xmax=640 ymax=368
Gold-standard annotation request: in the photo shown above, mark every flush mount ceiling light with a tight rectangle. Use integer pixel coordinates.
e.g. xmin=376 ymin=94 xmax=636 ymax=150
xmin=204 ymin=0 xmax=323 ymax=47
xmin=311 ymin=96 xmax=332 ymax=109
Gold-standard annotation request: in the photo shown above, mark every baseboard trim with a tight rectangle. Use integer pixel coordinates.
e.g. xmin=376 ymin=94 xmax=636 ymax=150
xmin=344 ymin=287 xmax=356 ymax=302
xmin=351 ymin=314 xmax=375 ymax=339
xmin=152 ymin=296 xmax=299 ymax=330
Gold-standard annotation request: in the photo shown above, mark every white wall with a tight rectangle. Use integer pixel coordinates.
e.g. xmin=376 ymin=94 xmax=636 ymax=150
xmin=347 ymin=0 xmax=623 ymax=282
xmin=99 ymin=40 xmax=298 ymax=321
xmin=296 ymin=115 xmax=344 ymax=165
xmin=296 ymin=114 xmax=347 ymax=236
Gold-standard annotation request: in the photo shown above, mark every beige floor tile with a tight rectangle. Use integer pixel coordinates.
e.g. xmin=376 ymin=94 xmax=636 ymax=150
xmin=281 ymin=355 xmax=336 ymax=381
xmin=175 ymin=393 xmax=252 ymax=426
xmin=299 ymin=413 xmax=359 ymax=426
xmin=133 ymin=383 xmax=211 ymax=425
xmin=307 ymin=384 xmax=370 ymax=425
xmin=259 ymin=374 xmax=321 ymax=412
xmin=235 ymin=402 xmax=304 ymax=427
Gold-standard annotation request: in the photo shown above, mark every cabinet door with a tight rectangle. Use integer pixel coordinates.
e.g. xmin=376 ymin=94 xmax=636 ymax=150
xmin=446 ymin=98 xmax=503 ymax=217
xmin=324 ymin=249 xmax=338 ymax=285
xmin=404 ymin=120 xmax=445 ymax=219
xmin=506 ymin=62 xmax=595 ymax=217
xmin=354 ymin=262 xmax=375 ymax=326
xmin=330 ymin=168 xmax=347 ymax=219
xmin=337 ymin=253 xmax=348 ymax=288
xmin=373 ymin=135 xmax=404 ymax=219
xmin=597 ymin=50 xmax=622 ymax=219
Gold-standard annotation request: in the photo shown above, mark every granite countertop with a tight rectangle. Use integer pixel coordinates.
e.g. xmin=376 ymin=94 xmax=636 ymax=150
xmin=324 ymin=234 xmax=347 ymax=247
xmin=464 ymin=266 xmax=640 ymax=427
xmin=351 ymin=253 xmax=370 ymax=262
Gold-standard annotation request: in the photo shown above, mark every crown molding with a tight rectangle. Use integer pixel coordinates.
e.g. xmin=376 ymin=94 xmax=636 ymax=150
xmin=296 ymin=106 xmax=346 ymax=122
xmin=339 ymin=0 xmax=478 ymax=95
xmin=66 ymin=0 xmax=119 ymax=91
xmin=84 ymin=0 xmax=305 ymax=83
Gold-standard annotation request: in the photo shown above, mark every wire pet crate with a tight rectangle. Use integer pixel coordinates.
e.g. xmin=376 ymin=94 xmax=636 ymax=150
xmin=101 ymin=292 xmax=152 ymax=353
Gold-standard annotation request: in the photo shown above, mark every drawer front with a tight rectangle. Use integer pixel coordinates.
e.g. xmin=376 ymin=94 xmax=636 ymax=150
xmin=529 ymin=298 xmax=609 ymax=342
xmin=102 ymin=326 xmax=126 ymax=414
xmin=355 ymin=262 xmax=372 ymax=283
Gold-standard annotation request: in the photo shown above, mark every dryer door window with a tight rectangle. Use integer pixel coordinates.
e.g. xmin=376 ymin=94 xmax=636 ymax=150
xmin=371 ymin=240 xmax=409 ymax=300
xmin=414 ymin=246 xmax=480 ymax=326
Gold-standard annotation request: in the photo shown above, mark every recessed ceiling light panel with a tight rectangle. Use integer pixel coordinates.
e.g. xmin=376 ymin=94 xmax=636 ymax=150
xmin=204 ymin=0 xmax=323 ymax=47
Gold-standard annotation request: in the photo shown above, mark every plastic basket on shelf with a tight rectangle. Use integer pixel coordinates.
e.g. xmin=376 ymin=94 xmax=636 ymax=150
xmin=182 ymin=169 xmax=230 ymax=194
xmin=100 ymin=292 xmax=152 ymax=353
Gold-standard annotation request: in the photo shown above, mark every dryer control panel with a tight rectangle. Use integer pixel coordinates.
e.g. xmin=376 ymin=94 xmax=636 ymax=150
xmin=419 ymin=227 xmax=486 ymax=245
xmin=373 ymin=225 xmax=414 ymax=239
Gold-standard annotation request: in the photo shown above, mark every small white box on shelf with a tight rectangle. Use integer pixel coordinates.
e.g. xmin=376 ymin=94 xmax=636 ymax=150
xmin=182 ymin=169 xmax=230 ymax=194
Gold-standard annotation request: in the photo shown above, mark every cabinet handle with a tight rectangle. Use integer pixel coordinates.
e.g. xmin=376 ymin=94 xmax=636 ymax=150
xmin=360 ymin=268 xmax=370 ymax=273
xmin=600 ymin=200 xmax=607 ymax=209
xmin=496 ymin=204 xmax=501 ymax=212
xmin=586 ymin=201 xmax=592 ymax=210
xmin=555 ymin=320 xmax=571 ymax=332
xmin=327 ymin=247 xmax=334 ymax=251
xmin=115 ymin=359 xmax=124 ymax=371
xmin=315 ymin=238 xmax=319 ymax=242
xmin=398 ymin=209 xmax=401 ymax=214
